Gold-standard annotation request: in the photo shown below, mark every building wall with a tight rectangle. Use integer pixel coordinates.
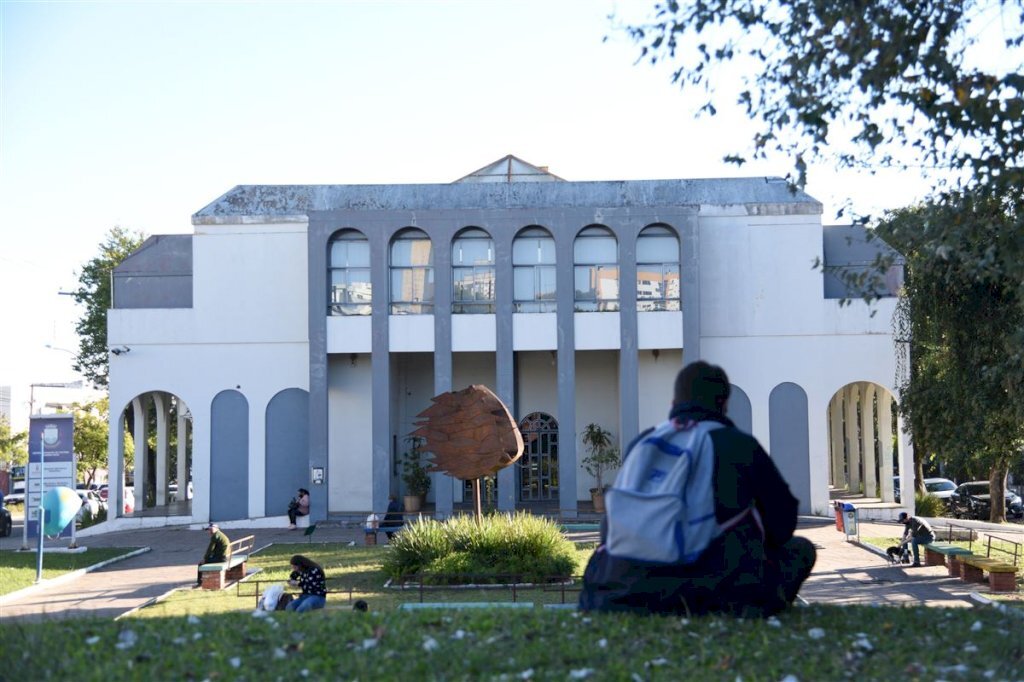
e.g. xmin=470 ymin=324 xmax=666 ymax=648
xmin=107 ymin=178 xmax=903 ymax=522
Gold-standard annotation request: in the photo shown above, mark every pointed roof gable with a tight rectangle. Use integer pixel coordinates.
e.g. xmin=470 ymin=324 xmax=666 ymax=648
xmin=454 ymin=154 xmax=564 ymax=183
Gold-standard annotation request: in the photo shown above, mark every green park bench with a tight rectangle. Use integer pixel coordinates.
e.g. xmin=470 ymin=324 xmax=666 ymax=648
xmin=199 ymin=534 xmax=255 ymax=590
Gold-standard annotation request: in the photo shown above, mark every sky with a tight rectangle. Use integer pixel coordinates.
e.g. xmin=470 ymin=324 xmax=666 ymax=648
xmin=0 ymin=0 xmax=1008 ymax=429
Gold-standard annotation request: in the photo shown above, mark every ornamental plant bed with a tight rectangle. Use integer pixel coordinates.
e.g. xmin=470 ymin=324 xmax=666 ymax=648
xmin=381 ymin=513 xmax=577 ymax=586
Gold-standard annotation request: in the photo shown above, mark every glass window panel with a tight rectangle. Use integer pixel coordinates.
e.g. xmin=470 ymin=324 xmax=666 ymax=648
xmin=594 ymin=265 xmax=619 ymax=300
xmin=637 ymin=235 xmax=678 ymax=262
xmin=454 ymin=238 xmax=493 ymax=266
xmin=574 ymin=235 xmax=616 ymax=263
xmin=537 ymin=266 xmax=556 ymax=300
xmin=512 ymin=238 xmax=536 ymax=264
xmin=391 ymin=235 xmax=433 ymax=267
xmin=513 ymin=267 xmax=535 ymax=301
xmin=346 ymin=241 xmax=370 ymax=268
xmin=575 ymin=266 xmax=597 ymax=300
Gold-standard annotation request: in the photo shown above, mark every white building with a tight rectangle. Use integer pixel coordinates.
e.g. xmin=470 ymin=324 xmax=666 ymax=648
xmin=105 ymin=156 xmax=910 ymax=527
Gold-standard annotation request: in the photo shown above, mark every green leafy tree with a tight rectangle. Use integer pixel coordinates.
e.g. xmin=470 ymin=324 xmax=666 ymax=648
xmin=73 ymin=399 xmax=110 ymax=486
xmin=0 ymin=416 xmax=28 ymax=468
xmin=878 ymin=193 xmax=1024 ymax=521
xmin=71 ymin=227 xmax=146 ymax=387
xmin=623 ymin=1 xmax=1023 ymax=193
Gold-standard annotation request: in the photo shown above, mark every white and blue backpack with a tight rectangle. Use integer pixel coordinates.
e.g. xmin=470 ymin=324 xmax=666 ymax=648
xmin=605 ymin=418 xmax=750 ymax=565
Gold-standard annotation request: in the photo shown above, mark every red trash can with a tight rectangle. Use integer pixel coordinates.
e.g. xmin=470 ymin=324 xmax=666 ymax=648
xmin=834 ymin=501 xmax=845 ymax=532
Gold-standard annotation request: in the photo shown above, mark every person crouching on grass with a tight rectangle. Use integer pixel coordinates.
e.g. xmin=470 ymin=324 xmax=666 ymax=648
xmin=286 ymin=554 xmax=327 ymax=612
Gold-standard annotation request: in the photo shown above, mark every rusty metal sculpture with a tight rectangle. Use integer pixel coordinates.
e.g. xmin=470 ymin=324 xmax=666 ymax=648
xmin=412 ymin=384 xmax=524 ymax=518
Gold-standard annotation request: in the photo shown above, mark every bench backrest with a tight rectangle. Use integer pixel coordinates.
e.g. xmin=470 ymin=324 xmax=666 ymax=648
xmin=231 ymin=535 xmax=255 ymax=556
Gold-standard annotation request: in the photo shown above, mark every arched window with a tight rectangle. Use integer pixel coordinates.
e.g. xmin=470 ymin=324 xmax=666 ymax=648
xmin=573 ymin=226 xmax=619 ymax=312
xmin=518 ymin=412 xmax=559 ymax=502
xmin=452 ymin=227 xmax=495 ymax=314
xmin=636 ymin=225 xmax=680 ymax=311
xmin=328 ymin=230 xmax=371 ymax=315
xmin=390 ymin=229 xmax=434 ymax=314
xmin=513 ymin=227 xmax=556 ymax=313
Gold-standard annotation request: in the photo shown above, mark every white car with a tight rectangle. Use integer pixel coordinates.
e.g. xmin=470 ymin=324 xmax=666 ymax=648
xmin=923 ymin=477 xmax=957 ymax=501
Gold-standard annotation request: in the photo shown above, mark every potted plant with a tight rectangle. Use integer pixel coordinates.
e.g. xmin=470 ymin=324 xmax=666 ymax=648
xmin=581 ymin=423 xmax=621 ymax=513
xmin=401 ymin=436 xmax=431 ymax=512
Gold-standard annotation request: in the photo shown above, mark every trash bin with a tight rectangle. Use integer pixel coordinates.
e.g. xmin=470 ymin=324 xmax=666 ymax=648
xmin=842 ymin=502 xmax=858 ymax=538
xmin=834 ymin=501 xmax=845 ymax=532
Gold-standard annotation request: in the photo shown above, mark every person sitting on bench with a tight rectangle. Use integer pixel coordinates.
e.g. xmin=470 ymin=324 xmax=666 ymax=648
xmin=196 ymin=522 xmax=231 ymax=586
xmin=898 ymin=511 xmax=934 ymax=567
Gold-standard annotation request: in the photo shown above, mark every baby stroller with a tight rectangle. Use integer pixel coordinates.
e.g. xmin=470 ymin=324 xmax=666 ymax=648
xmin=886 ymin=540 xmax=912 ymax=565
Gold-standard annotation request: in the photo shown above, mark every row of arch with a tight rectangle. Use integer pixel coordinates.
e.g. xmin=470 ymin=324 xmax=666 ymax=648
xmin=328 ymin=224 xmax=681 ymax=316
xmin=110 ymin=380 xmax=900 ymax=521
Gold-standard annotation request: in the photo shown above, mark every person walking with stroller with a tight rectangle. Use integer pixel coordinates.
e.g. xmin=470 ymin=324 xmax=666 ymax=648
xmin=898 ymin=511 xmax=935 ymax=567
xmin=285 ymin=554 xmax=327 ymax=612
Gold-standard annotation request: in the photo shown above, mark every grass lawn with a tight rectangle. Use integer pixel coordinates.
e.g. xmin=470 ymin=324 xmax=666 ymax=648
xmin=2 ymin=604 xmax=1019 ymax=680
xmin=130 ymin=541 xmax=598 ymax=618
xmin=0 ymin=547 xmax=143 ymax=596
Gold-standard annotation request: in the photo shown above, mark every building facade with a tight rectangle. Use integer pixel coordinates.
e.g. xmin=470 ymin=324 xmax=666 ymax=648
xmin=105 ymin=157 xmax=911 ymax=527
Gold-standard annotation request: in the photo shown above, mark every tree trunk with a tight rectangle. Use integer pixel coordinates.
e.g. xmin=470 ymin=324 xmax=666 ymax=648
xmin=915 ymin=458 xmax=927 ymax=497
xmin=989 ymin=462 xmax=1008 ymax=523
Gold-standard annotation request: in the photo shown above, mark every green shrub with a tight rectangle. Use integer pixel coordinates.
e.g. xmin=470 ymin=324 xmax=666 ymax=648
xmin=382 ymin=512 xmax=577 ymax=583
xmin=914 ymin=492 xmax=946 ymax=518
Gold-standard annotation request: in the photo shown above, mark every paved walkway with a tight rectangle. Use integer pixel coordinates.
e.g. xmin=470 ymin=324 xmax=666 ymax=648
xmin=0 ymin=516 xmax=1017 ymax=622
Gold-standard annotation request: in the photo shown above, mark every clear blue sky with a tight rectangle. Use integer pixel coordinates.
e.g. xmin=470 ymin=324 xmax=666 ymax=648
xmin=0 ymin=0 xmax=1001 ymax=426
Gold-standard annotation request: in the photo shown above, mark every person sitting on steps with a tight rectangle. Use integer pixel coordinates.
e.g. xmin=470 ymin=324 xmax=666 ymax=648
xmin=288 ymin=488 xmax=310 ymax=529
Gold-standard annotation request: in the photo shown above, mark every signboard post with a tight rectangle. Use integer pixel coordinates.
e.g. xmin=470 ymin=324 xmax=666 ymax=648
xmin=23 ymin=415 xmax=76 ymax=569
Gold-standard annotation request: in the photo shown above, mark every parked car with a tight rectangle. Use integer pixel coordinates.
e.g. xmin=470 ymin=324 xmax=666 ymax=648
xmin=949 ymin=481 xmax=1024 ymax=520
xmin=923 ymin=477 xmax=958 ymax=502
xmin=76 ymin=490 xmax=105 ymax=518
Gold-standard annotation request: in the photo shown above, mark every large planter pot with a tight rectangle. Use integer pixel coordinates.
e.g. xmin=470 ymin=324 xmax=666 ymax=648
xmin=590 ymin=488 xmax=606 ymax=513
xmin=404 ymin=494 xmax=423 ymax=512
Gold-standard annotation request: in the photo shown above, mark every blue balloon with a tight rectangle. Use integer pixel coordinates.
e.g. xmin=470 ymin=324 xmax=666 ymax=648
xmin=43 ymin=486 xmax=81 ymax=535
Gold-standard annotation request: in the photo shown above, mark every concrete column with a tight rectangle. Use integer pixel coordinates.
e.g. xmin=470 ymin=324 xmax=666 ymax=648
xmin=493 ymin=220 xmax=516 ymax=512
xmin=844 ymin=384 xmax=861 ymax=493
xmin=556 ymin=220 xmax=577 ymax=515
xmin=828 ymin=393 xmax=845 ymax=488
xmin=132 ymin=395 xmax=148 ymax=512
xmin=616 ymin=221 xmax=639 ymax=449
xmin=897 ymin=410 xmax=914 ymax=513
xmin=176 ymin=405 xmax=189 ymax=501
xmin=878 ymin=392 xmax=895 ymax=502
xmin=861 ymin=384 xmax=877 ymax=498
xmin=154 ymin=392 xmax=169 ymax=506
xmin=432 ymin=223 xmax=455 ymax=518
xmin=107 ymin=405 xmax=125 ymax=519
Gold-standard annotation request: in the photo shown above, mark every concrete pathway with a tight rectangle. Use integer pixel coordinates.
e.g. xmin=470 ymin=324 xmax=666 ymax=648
xmin=0 ymin=516 xmax=1018 ymax=622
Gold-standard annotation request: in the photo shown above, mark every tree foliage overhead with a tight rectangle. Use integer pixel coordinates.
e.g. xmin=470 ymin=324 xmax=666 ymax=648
xmin=878 ymin=192 xmax=1023 ymax=521
xmin=625 ymin=1 xmax=1024 ymax=191
xmin=73 ymin=399 xmax=111 ymax=486
xmin=0 ymin=416 xmax=28 ymax=468
xmin=71 ymin=227 xmax=145 ymax=388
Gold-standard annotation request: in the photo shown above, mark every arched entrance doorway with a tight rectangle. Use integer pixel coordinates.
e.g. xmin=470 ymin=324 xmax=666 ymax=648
xmin=518 ymin=412 xmax=559 ymax=504
xmin=827 ymin=382 xmax=899 ymax=505
xmin=112 ymin=391 xmax=193 ymax=518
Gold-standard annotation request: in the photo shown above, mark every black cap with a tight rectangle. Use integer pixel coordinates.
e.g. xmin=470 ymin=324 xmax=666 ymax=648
xmin=897 ymin=512 xmax=909 ymax=523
